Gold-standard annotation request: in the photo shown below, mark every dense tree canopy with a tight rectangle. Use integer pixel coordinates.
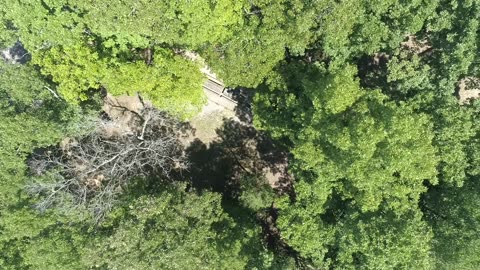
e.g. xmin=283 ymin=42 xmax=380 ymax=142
xmin=1 ymin=0 xmax=480 ymax=269
xmin=255 ymin=63 xmax=438 ymax=211
xmin=423 ymin=175 xmax=480 ymax=269
xmin=82 ymin=183 xmax=279 ymax=270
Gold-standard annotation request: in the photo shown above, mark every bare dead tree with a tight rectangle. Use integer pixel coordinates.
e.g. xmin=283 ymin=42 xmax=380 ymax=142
xmin=144 ymin=47 xmax=153 ymax=65
xmin=26 ymin=106 xmax=186 ymax=223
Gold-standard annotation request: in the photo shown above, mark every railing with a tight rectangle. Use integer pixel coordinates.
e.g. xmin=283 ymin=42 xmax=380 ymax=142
xmin=202 ymin=77 xmax=237 ymax=104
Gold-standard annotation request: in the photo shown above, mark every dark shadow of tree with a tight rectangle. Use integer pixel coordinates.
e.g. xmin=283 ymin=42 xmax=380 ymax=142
xmin=356 ymin=53 xmax=389 ymax=90
xmin=182 ymin=118 xmax=292 ymax=199
xmin=178 ymin=118 xmax=299 ymax=267
xmin=230 ymin=87 xmax=254 ymax=124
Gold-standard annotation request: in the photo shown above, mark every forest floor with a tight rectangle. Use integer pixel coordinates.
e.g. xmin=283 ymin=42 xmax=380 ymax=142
xmin=179 ymin=89 xmax=291 ymax=190
xmin=177 ymin=52 xmax=292 ymax=190
xmin=101 ymin=51 xmax=292 ymax=190
xmin=180 ymin=98 xmax=236 ymax=146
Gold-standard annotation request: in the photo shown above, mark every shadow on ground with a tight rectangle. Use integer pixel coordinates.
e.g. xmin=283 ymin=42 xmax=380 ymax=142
xmin=179 ymin=118 xmax=298 ymax=266
xmin=180 ymin=119 xmax=292 ymax=199
xmin=356 ymin=53 xmax=389 ymax=90
xmin=230 ymin=87 xmax=254 ymax=124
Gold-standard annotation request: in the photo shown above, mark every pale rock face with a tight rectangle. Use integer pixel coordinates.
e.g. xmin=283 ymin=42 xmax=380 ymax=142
xmin=458 ymin=77 xmax=480 ymax=105
xmin=1 ymin=42 xmax=30 ymax=64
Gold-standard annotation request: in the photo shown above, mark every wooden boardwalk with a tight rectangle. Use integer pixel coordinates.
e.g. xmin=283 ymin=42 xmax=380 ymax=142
xmin=202 ymin=73 xmax=237 ymax=111
xmin=203 ymin=76 xmax=236 ymax=103
xmin=181 ymin=50 xmax=237 ymax=110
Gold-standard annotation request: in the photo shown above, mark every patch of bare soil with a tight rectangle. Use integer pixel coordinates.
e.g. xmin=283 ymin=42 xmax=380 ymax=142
xmin=263 ymin=161 xmax=290 ymax=189
xmin=179 ymin=99 xmax=236 ymax=146
xmin=458 ymin=77 xmax=480 ymax=104
xmin=101 ymin=94 xmax=152 ymax=137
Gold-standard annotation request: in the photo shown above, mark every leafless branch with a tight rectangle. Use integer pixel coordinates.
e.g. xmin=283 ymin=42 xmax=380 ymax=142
xmin=44 ymin=86 xmax=60 ymax=99
xmin=26 ymin=107 xmax=185 ymax=222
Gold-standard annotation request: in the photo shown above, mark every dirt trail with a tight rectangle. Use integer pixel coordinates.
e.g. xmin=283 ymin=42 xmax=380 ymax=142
xmin=179 ymin=99 xmax=236 ymax=146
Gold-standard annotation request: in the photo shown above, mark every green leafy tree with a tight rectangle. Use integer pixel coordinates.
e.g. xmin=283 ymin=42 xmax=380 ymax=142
xmin=254 ymin=62 xmax=438 ymax=267
xmin=1 ymin=1 xmax=480 ymax=269
xmin=34 ymin=44 xmax=205 ymax=119
xmin=423 ymin=175 xmax=480 ymax=269
xmin=2 ymin=1 xmax=207 ymax=118
xmin=429 ymin=99 xmax=477 ymax=186
xmin=201 ymin=0 xmax=322 ymax=87
xmin=314 ymin=0 xmax=439 ymax=67
xmin=82 ymin=182 xmax=277 ymax=270
xmin=74 ymin=0 xmax=243 ymax=49
xmin=0 ymin=62 xmax=98 ymax=270
xmin=255 ymin=63 xmax=437 ymax=211
xmin=426 ymin=0 xmax=480 ymax=90
xmin=276 ymin=190 xmax=434 ymax=269
xmin=384 ymin=43 xmax=479 ymax=188
xmin=0 ymin=62 xmax=97 ymax=204
xmin=332 ymin=206 xmax=434 ymax=269
xmin=0 ymin=0 xmax=84 ymax=50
